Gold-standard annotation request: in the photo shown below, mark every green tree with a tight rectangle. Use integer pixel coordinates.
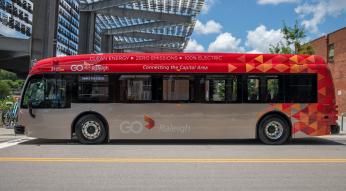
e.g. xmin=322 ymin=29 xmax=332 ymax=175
xmin=0 ymin=81 xmax=11 ymax=98
xmin=270 ymin=20 xmax=314 ymax=55
xmin=0 ymin=97 xmax=15 ymax=111
xmin=0 ymin=70 xmax=18 ymax=80
xmin=269 ymin=42 xmax=293 ymax=54
xmin=0 ymin=70 xmax=24 ymax=96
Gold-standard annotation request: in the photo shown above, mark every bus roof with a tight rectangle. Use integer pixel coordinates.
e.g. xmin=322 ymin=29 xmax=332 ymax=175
xmin=30 ymin=53 xmax=327 ymax=75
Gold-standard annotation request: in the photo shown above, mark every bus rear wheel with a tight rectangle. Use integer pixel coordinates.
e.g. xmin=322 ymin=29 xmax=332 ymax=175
xmin=258 ymin=115 xmax=290 ymax=145
xmin=75 ymin=114 xmax=107 ymax=144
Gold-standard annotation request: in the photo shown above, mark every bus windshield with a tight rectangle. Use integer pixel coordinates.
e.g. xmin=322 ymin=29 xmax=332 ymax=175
xmin=22 ymin=75 xmax=68 ymax=108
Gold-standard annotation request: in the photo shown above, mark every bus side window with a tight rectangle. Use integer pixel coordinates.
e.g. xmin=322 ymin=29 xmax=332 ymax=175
xmin=225 ymin=76 xmax=238 ymax=102
xmin=162 ymin=75 xmax=190 ymax=102
xmin=193 ymin=76 xmax=205 ymax=103
xmin=286 ymin=74 xmax=317 ymax=103
xmin=244 ymin=75 xmax=286 ymax=103
xmin=246 ymin=77 xmax=261 ymax=102
xmin=119 ymin=75 xmax=152 ymax=102
xmin=44 ymin=76 xmax=68 ymax=108
xmin=152 ymin=75 xmax=163 ymax=101
xmin=205 ymin=78 xmax=226 ymax=102
xmin=264 ymin=76 xmax=284 ymax=103
xmin=77 ymin=74 xmax=110 ymax=103
xmin=205 ymin=75 xmax=238 ymax=103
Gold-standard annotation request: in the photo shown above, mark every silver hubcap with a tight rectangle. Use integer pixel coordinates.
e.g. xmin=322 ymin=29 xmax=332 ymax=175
xmin=81 ymin=121 xmax=101 ymax=140
xmin=264 ymin=121 xmax=284 ymax=140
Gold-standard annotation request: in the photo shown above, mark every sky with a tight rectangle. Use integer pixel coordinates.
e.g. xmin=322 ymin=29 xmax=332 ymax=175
xmin=185 ymin=0 xmax=346 ymax=53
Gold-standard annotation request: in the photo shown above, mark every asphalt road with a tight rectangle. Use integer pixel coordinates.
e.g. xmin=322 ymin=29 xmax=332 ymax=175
xmin=0 ymin=136 xmax=346 ymax=191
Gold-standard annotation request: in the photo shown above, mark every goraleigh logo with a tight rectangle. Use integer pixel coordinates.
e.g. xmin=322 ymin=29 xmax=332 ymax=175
xmin=119 ymin=115 xmax=190 ymax=135
xmin=144 ymin=115 xmax=155 ymax=129
xmin=119 ymin=115 xmax=155 ymax=134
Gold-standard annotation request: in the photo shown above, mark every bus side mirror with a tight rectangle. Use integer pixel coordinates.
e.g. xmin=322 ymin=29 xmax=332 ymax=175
xmin=28 ymin=100 xmax=36 ymax=118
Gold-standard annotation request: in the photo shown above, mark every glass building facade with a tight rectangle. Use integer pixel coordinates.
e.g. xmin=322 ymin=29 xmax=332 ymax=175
xmin=0 ymin=0 xmax=33 ymax=38
xmin=0 ymin=0 xmax=80 ymax=56
xmin=1 ymin=0 xmax=202 ymax=56
xmin=56 ymin=0 xmax=79 ymax=56
xmin=80 ymin=0 xmax=204 ymax=53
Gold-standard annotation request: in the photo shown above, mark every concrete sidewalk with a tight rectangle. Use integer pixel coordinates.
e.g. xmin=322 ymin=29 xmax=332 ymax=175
xmin=337 ymin=116 xmax=346 ymax=136
xmin=0 ymin=127 xmax=26 ymax=143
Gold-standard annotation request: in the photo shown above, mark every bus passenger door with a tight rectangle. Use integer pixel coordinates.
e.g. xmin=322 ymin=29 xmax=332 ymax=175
xmin=20 ymin=74 xmax=71 ymax=139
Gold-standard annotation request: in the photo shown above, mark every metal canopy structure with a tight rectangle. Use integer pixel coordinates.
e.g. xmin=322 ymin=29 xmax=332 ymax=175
xmin=0 ymin=37 xmax=30 ymax=78
xmin=79 ymin=0 xmax=204 ymax=53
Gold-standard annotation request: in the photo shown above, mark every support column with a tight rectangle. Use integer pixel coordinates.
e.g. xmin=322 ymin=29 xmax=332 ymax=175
xmin=78 ymin=12 xmax=96 ymax=54
xmin=101 ymin=35 xmax=113 ymax=53
xmin=30 ymin=0 xmax=59 ymax=64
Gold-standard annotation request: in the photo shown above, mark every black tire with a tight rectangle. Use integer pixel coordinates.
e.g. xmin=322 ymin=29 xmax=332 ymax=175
xmin=75 ymin=114 xmax=107 ymax=144
xmin=258 ymin=115 xmax=291 ymax=145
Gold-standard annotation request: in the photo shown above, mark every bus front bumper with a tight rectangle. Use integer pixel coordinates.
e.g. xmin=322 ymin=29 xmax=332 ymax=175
xmin=14 ymin=125 xmax=25 ymax=135
xmin=331 ymin=124 xmax=340 ymax=134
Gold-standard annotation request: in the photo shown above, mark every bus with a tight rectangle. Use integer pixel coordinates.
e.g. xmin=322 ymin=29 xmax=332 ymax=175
xmin=17 ymin=53 xmax=338 ymax=144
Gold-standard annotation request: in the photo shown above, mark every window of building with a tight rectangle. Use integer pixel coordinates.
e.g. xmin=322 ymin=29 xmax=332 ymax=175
xmin=119 ymin=75 xmax=152 ymax=101
xmin=328 ymin=43 xmax=334 ymax=63
xmin=0 ymin=1 xmax=5 ymax=10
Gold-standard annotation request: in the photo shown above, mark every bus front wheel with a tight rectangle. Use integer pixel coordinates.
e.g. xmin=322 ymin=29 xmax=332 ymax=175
xmin=75 ymin=114 xmax=107 ymax=144
xmin=258 ymin=115 xmax=290 ymax=145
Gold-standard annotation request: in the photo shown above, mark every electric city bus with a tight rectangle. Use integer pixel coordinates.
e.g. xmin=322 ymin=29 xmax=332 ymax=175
xmin=17 ymin=53 xmax=338 ymax=144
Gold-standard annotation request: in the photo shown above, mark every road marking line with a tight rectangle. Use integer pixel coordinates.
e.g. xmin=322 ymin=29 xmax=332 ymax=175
xmin=1 ymin=157 xmax=346 ymax=163
xmin=0 ymin=138 xmax=35 ymax=150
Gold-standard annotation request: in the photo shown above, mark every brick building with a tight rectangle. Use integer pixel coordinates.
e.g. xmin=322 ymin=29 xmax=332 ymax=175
xmin=310 ymin=27 xmax=346 ymax=114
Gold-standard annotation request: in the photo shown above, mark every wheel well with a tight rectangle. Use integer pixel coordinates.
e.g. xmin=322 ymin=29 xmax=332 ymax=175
xmin=256 ymin=111 xmax=292 ymax=139
xmin=71 ymin=111 xmax=109 ymax=139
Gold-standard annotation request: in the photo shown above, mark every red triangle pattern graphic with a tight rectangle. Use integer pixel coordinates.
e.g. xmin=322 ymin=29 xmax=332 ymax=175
xmin=225 ymin=54 xmax=337 ymax=137
xmin=262 ymin=102 xmax=335 ymax=136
